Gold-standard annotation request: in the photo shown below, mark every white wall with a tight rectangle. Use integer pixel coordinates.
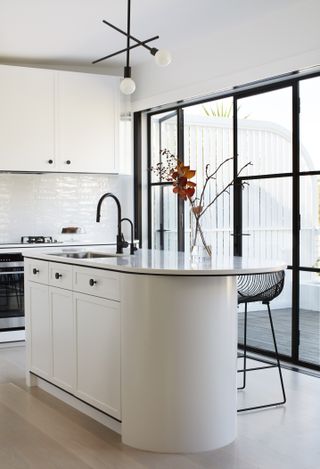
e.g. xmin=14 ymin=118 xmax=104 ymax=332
xmin=131 ymin=0 xmax=320 ymax=111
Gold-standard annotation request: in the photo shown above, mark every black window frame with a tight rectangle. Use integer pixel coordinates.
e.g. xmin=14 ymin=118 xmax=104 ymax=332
xmin=133 ymin=68 xmax=320 ymax=372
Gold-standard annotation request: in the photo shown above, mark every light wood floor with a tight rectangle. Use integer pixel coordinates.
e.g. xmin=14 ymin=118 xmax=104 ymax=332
xmin=0 ymin=344 xmax=320 ymax=469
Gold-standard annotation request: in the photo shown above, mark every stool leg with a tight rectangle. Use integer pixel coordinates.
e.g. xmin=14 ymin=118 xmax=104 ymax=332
xmin=266 ymin=302 xmax=286 ymax=405
xmin=238 ymin=303 xmax=286 ymax=412
xmin=238 ymin=303 xmax=248 ymax=390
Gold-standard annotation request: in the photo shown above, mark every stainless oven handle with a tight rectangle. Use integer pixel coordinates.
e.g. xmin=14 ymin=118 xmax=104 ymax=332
xmin=0 ymin=271 xmax=24 ymax=276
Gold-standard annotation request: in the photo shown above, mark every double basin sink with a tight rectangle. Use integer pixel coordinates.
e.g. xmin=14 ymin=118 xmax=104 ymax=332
xmin=48 ymin=251 xmax=124 ymax=259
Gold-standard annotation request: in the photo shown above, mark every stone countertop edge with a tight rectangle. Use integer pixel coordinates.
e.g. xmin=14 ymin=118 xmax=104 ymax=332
xmin=23 ymin=247 xmax=288 ymax=277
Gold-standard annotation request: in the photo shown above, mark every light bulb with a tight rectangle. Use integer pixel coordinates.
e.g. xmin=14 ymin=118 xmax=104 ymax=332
xmin=154 ymin=49 xmax=172 ymax=67
xmin=120 ymin=77 xmax=136 ymax=95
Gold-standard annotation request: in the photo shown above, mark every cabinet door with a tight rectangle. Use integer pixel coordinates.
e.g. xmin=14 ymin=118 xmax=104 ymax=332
xmin=0 ymin=65 xmax=55 ymax=171
xmin=56 ymin=71 xmax=119 ymax=173
xmin=74 ymin=292 xmax=121 ymax=419
xmin=25 ymin=282 xmax=51 ymax=379
xmin=50 ymin=286 xmax=74 ymax=392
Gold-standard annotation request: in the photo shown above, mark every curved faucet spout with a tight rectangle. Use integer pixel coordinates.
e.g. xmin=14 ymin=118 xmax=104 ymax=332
xmin=96 ymin=192 xmax=125 ymax=254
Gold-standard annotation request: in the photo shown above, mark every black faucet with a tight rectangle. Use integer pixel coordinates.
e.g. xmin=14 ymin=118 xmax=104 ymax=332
xmin=96 ymin=193 xmax=128 ymax=254
xmin=121 ymin=218 xmax=137 ymax=255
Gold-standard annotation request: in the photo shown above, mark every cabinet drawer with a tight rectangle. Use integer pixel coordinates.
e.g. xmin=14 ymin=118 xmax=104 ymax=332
xmin=73 ymin=267 xmax=119 ymax=301
xmin=49 ymin=262 xmax=73 ymax=290
xmin=25 ymin=258 xmax=49 ymax=285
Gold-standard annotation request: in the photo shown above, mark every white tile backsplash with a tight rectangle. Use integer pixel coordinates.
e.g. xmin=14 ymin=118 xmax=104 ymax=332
xmin=0 ymin=173 xmax=133 ymax=244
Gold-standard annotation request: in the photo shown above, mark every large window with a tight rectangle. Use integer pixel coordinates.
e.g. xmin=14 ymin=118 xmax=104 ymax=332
xmin=298 ymin=76 xmax=320 ymax=367
xmin=145 ymin=71 xmax=320 ymax=371
xmin=183 ymin=99 xmax=234 ymax=256
xmin=149 ymin=111 xmax=178 ymax=250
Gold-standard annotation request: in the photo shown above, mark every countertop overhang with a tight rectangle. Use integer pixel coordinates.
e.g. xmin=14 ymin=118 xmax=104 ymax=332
xmin=23 ymin=248 xmax=287 ymax=276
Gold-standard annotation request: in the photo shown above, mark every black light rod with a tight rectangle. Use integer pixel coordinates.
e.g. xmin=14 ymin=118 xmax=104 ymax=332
xmin=126 ymin=0 xmax=131 ymax=68
xmin=102 ymin=19 xmax=156 ymax=52
xmin=92 ymin=36 xmax=159 ymax=64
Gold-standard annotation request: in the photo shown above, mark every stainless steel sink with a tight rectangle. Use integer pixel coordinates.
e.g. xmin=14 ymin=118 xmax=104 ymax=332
xmin=48 ymin=251 xmax=121 ymax=259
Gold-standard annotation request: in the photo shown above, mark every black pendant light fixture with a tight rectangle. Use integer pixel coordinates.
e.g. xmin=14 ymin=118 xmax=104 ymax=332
xmin=92 ymin=0 xmax=172 ymax=95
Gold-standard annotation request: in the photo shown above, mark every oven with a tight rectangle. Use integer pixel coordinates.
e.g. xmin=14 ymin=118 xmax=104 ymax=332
xmin=0 ymin=253 xmax=24 ymax=332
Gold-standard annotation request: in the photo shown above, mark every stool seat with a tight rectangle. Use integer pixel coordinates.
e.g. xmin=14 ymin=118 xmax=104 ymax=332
xmin=238 ymin=271 xmax=285 ymax=304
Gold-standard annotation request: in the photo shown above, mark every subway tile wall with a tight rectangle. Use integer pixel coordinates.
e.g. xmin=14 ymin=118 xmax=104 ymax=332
xmin=0 ymin=173 xmax=133 ymax=244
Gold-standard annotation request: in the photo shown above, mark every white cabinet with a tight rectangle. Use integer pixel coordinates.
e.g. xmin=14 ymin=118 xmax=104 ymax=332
xmin=74 ymin=292 xmax=121 ymax=419
xmin=25 ymin=260 xmax=121 ymax=420
xmin=56 ymin=72 xmax=119 ymax=173
xmin=49 ymin=262 xmax=73 ymax=290
xmin=50 ymin=286 xmax=74 ymax=392
xmin=0 ymin=65 xmax=119 ymax=173
xmin=25 ymin=281 xmax=51 ymax=379
xmin=0 ymin=65 xmax=55 ymax=172
xmin=25 ymin=259 xmax=49 ymax=285
xmin=73 ymin=266 xmax=120 ymax=300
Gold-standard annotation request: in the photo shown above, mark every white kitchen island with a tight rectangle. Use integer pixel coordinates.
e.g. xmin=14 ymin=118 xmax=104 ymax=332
xmin=24 ymin=248 xmax=286 ymax=453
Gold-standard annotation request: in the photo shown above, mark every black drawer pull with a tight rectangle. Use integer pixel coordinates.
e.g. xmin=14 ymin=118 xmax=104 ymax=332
xmin=48 ymin=159 xmax=54 ymax=164
xmin=55 ymin=272 xmax=62 ymax=279
xmin=89 ymin=278 xmax=97 ymax=286
xmin=66 ymin=160 xmax=71 ymax=165
xmin=32 ymin=268 xmax=39 ymax=275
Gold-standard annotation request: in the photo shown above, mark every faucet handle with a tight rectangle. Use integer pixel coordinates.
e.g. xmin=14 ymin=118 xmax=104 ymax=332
xmin=121 ymin=233 xmax=129 ymax=249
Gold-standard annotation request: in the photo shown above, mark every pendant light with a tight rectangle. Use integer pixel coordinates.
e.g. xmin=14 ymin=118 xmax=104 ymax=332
xmin=92 ymin=0 xmax=172 ymax=95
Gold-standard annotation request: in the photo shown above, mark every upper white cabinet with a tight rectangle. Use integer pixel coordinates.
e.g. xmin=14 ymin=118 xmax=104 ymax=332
xmin=0 ymin=65 xmax=119 ymax=173
xmin=0 ymin=66 xmax=55 ymax=172
xmin=56 ymin=72 xmax=118 ymax=173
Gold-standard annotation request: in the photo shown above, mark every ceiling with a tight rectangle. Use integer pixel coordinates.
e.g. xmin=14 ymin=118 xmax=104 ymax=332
xmin=0 ymin=0 xmax=304 ymax=75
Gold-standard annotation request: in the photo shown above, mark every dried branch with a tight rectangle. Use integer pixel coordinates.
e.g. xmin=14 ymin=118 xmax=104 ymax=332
xmin=150 ymin=148 xmax=251 ymax=256
xmin=199 ymin=161 xmax=252 ymax=218
xmin=199 ymin=157 xmax=234 ymax=209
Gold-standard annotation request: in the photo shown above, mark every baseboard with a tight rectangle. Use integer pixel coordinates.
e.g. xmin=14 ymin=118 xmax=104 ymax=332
xmin=30 ymin=374 xmax=122 ymax=435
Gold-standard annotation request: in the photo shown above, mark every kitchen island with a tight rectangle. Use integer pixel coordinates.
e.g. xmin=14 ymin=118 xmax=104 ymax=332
xmin=24 ymin=248 xmax=286 ymax=453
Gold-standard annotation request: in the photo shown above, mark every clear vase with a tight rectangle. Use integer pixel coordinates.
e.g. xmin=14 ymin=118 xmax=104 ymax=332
xmin=190 ymin=212 xmax=212 ymax=260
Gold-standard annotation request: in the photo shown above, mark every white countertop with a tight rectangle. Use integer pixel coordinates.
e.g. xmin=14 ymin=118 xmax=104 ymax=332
xmin=23 ymin=247 xmax=287 ymax=276
xmin=0 ymin=241 xmax=113 ymax=251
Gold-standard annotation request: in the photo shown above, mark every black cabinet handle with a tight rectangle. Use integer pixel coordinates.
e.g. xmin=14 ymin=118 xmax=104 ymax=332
xmin=66 ymin=160 xmax=71 ymax=165
xmin=89 ymin=278 xmax=97 ymax=286
xmin=48 ymin=159 xmax=54 ymax=165
xmin=32 ymin=268 xmax=39 ymax=275
xmin=55 ymin=272 xmax=62 ymax=279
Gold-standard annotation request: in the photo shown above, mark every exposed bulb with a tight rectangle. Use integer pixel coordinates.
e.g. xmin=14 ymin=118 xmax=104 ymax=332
xmin=154 ymin=49 xmax=172 ymax=67
xmin=120 ymin=77 xmax=136 ymax=95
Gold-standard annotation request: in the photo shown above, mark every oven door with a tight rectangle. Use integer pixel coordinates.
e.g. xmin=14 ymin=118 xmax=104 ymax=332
xmin=0 ymin=269 xmax=24 ymax=331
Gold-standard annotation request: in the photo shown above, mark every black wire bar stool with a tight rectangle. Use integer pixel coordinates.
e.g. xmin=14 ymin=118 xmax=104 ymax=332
xmin=237 ymin=271 xmax=286 ymax=412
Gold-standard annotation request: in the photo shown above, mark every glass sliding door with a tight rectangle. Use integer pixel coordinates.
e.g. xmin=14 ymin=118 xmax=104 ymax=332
xmin=149 ymin=111 xmax=178 ymax=250
xmin=237 ymin=87 xmax=293 ymax=358
xmin=299 ymin=76 xmax=320 ymax=366
xmin=151 ymin=185 xmax=177 ymax=250
xmin=183 ymin=98 xmax=234 ymax=256
xmin=145 ymin=70 xmax=320 ymax=371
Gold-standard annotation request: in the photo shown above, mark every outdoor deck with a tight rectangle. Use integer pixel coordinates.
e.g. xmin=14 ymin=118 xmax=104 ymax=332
xmin=238 ymin=308 xmax=320 ymax=366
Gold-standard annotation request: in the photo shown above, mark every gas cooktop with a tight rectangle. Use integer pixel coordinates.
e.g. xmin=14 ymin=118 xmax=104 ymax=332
xmin=21 ymin=236 xmax=56 ymax=244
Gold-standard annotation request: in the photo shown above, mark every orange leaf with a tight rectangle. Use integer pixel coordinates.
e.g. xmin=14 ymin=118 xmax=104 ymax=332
xmin=185 ymin=169 xmax=196 ymax=179
xmin=186 ymin=187 xmax=195 ymax=198
xmin=179 ymin=176 xmax=187 ymax=186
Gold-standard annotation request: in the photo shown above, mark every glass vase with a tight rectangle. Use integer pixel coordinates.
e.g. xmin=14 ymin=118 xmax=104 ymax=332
xmin=190 ymin=212 xmax=212 ymax=260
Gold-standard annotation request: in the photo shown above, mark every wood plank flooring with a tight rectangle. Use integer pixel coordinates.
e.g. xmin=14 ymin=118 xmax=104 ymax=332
xmin=0 ymin=345 xmax=319 ymax=468
xmin=238 ymin=308 xmax=320 ymax=364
